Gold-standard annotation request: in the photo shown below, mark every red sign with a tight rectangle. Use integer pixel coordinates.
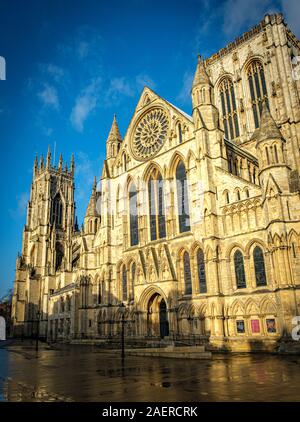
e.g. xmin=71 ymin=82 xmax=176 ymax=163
xmin=251 ymin=319 xmax=260 ymax=333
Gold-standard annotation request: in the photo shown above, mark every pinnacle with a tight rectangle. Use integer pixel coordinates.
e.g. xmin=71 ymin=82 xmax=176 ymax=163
xmin=256 ymin=103 xmax=282 ymax=144
xmin=107 ymin=114 xmax=122 ymax=142
xmin=192 ymin=55 xmax=211 ymax=88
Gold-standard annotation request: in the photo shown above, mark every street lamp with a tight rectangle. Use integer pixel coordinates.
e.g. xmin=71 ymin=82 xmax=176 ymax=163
xmin=36 ymin=310 xmax=40 ymax=352
xmin=119 ymin=302 xmax=126 ymax=360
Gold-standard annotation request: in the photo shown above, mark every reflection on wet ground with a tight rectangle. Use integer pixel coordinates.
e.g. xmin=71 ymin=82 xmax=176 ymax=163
xmin=0 ymin=343 xmax=300 ymax=401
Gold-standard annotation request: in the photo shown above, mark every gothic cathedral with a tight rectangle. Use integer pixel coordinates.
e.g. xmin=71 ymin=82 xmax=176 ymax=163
xmin=12 ymin=14 xmax=300 ymax=352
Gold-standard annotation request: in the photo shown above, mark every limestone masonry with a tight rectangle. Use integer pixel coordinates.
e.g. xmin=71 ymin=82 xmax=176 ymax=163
xmin=12 ymin=14 xmax=300 ymax=352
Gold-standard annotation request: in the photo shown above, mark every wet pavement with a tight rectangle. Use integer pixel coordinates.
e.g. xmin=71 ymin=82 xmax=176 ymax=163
xmin=0 ymin=342 xmax=300 ymax=402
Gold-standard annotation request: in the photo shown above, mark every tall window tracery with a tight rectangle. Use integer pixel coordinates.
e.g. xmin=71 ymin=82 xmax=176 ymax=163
xmin=148 ymin=168 xmax=166 ymax=241
xmin=129 ymin=183 xmax=139 ymax=246
xmin=51 ymin=194 xmax=63 ymax=227
xmin=183 ymin=251 xmax=192 ymax=295
xmin=197 ymin=249 xmax=207 ymax=293
xmin=130 ymin=262 xmax=136 ymax=301
xmin=122 ymin=265 xmax=127 ymax=302
xmin=234 ymin=250 xmax=246 ymax=289
xmin=247 ymin=60 xmax=268 ymax=128
xmin=219 ymin=77 xmax=240 ymax=140
xmin=253 ymin=246 xmax=267 ymax=287
xmin=176 ymin=160 xmax=190 ymax=233
xmin=177 ymin=123 xmax=183 ymax=144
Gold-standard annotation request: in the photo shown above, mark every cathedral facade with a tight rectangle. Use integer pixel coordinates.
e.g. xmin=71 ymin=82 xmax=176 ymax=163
xmin=11 ymin=14 xmax=300 ymax=352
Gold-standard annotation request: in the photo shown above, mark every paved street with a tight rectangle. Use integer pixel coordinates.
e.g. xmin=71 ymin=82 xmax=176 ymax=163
xmin=0 ymin=342 xmax=300 ymax=402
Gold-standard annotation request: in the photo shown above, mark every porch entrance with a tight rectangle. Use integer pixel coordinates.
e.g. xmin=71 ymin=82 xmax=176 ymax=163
xmin=147 ymin=293 xmax=169 ymax=338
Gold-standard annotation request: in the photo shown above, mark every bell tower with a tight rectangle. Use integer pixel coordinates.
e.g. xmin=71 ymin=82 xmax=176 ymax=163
xmin=11 ymin=147 xmax=76 ymax=338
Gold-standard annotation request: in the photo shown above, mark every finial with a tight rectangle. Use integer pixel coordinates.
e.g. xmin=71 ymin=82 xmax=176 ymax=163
xmin=198 ymin=54 xmax=202 ymax=62
xmin=70 ymin=153 xmax=75 ymax=176
xmin=33 ymin=155 xmax=38 ymax=176
xmin=58 ymin=153 xmax=63 ymax=171
xmin=46 ymin=145 xmax=51 ymax=168
xmin=93 ymin=176 xmax=97 ymax=193
xmin=40 ymin=155 xmax=44 ymax=170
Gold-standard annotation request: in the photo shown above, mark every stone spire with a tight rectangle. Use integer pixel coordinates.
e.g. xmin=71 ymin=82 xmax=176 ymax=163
xmin=192 ymin=54 xmax=211 ymax=88
xmin=255 ymin=103 xmax=283 ymax=144
xmin=106 ymin=115 xmax=123 ymax=175
xmin=70 ymin=153 xmax=75 ymax=177
xmin=46 ymin=146 xmax=51 ymax=169
xmin=58 ymin=153 xmax=63 ymax=171
xmin=107 ymin=114 xmax=122 ymax=143
xmin=33 ymin=155 xmax=38 ymax=177
xmin=85 ymin=177 xmax=98 ymax=218
xmin=40 ymin=155 xmax=44 ymax=170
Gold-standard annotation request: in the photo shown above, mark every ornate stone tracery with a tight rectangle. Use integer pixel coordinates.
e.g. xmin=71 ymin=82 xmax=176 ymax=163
xmin=132 ymin=108 xmax=169 ymax=160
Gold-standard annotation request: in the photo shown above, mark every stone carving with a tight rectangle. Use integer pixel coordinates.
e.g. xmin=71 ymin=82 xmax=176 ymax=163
xmin=132 ymin=108 xmax=168 ymax=160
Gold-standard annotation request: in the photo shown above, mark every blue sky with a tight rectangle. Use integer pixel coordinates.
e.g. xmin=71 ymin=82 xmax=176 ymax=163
xmin=0 ymin=0 xmax=299 ymax=297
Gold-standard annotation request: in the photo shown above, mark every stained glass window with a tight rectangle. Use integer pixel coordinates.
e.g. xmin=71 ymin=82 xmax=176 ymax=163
xmin=129 ymin=184 xmax=139 ymax=246
xmin=253 ymin=246 xmax=267 ymax=286
xmin=131 ymin=262 xmax=136 ymax=301
xmin=219 ymin=78 xmax=240 ymax=140
xmin=176 ymin=161 xmax=190 ymax=233
xmin=122 ymin=265 xmax=127 ymax=301
xmin=197 ymin=249 xmax=207 ymax=293
xmin=236 ymin=320 xmax=245 ymax=333
xmin=52 ymin=194 xmax=63 ymax=227
xmin=247 ymin=61 xmax=268 ymax=129
xmin=266 ymin=318 xmax=276 ymax=333
xmin=234 ymin=250 xmax=246 ymax=289
xmin=183 ymin=251 xmax=192 ymax=295
xmin=148 ymin=170 xmax=166 ymax=241
xmin=178 ymin=123 xmax=183 ymax=144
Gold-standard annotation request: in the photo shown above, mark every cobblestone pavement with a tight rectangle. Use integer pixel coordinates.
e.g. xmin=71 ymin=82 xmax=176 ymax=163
xmin=0 ymin=342 xmax=300 ymax=402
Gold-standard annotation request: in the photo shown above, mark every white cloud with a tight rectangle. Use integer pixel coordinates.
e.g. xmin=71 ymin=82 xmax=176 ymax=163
xmin=16 ymin=192 xmax=28 ymax=216
xmin=135 ymin=73 xmax=156 ymax=90
xmin=70 ymin=78 xmax=102 ymax=132
xmin=281 ymin=0 xmax=300 ymax=37
xmin=104 ymin=74 xmax=156 ymax=107
xmin=38 ymin=84 xmax=59 ymax=110
xmin=40 ymin=63 xmax=65 ymax=82
xmin=221 ymin=0 xmax=277 ymax=36
xmin=9 ymin=192 xmax=28 ymax=220
xmin=177 ymin=71 xmax=194 ymax=105
xmin=58 ymin=26 xmax=103 ymax=65
xmin=106 ymin=77 xmax=135 ymax=101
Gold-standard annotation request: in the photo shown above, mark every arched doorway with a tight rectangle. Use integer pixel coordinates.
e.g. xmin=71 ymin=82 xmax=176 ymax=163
xmin=147 ymin=293 xmax=169 ymax=338
xmin=0 ymin=316 xmax=6 ymax=341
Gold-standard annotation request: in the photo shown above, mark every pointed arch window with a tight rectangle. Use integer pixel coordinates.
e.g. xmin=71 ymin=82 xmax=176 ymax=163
xmin=234 ymin=250 xmax=246 ymax=289
xmin=129 ymin=183 xmax=139 ymax=246
xmin=247 ymin=60 xmax=268 ymax=129
xmin=176 ymin=160 xmax=190 ymax=233
xmin=131 ymin=262 xmax=136 ymax=301
xmin=98 ymin=280 xmax=104 ymax=304
xmin=253 ymin=246 xmax=267 ymax=286
xmin=177 ymin=123 xmax=183 ymax=144
xmin=219 ymin=77 xmax=239 ymax=140
xmin=148 ymin=169 xmax=166 ymax=241
xmin=183 ymin=251 xmax=192 ymax=295
xmin=55 ymin=242 xmax=64 ymax=271
xmin=197 ymin=249 xmax=207 ymax=293
xmin=51 ymin=194 xmax=63 ymax=227
xmin=122 ymin=265 xmax=127 ymax=301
